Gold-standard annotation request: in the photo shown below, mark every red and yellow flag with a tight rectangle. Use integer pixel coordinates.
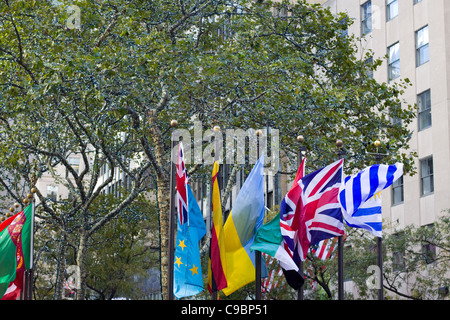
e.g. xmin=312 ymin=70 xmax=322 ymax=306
xmin=207 ymin=161 xmax=227 ymax=294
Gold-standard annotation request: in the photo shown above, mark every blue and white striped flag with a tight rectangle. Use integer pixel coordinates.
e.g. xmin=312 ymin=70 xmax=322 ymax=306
xmin=338 ymin=163 xmax=403 ymax=237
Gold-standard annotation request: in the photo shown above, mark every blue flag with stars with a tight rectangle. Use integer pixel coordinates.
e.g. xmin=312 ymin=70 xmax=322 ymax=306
xmin=174 ymin=184 xmax=207 ymax=299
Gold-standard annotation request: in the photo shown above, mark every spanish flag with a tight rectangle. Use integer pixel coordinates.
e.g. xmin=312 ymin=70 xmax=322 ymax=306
xmin=207 ymin=161 xmax=228 ymax=294
xmin=222 ymin=155 xmax=268 ymax=296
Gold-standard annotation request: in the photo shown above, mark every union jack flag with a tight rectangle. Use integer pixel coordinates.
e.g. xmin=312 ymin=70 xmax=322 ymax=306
xmin=280 ymin=159 xmax=345 ymax=263
xmin=176 ymin=142 xmax=189 ymax=225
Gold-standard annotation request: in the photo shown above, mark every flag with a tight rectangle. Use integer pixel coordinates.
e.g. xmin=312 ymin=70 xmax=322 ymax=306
xmin=339 ymin=163 xmax=403 ymax=237
xmin=281 ymin=159 xmax=345 ymax=264
xmin=0 ymin=204 xmax=33 ymax=300
xmin=173 ymin=184 xmax=207 ymax=298
xmin=261 ymin=253 xmax=284 ymax=299
xmin=207 ymin=161 xmax=227 ymax=294
xmin=310 ymin=237 xmax=338 ymax=260
xmin=177 ymin=142 xmax=189 ymax=226
xmin=251 ymin=212 xmax=303 ymax=290
xmin=251 ymin=159 xmax=305 ymax=290
xmin=222 ymin=155 xmax=268 ymax=296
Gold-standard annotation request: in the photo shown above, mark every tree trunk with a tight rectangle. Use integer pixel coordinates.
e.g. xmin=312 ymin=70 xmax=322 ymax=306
xmin=148 ymin=109 xmax=171 ymax=300
xmin=76 ymin=233 xmax=88 ymax=300
xmin=54 ymin=239 xmax=66 ymax=300
xmin=156 ymin=173 xmax=170 ymax=300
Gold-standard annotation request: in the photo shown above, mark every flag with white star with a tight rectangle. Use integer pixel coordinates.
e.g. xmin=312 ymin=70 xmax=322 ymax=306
xmin=173 ymin=183 xmax=206 ymax=299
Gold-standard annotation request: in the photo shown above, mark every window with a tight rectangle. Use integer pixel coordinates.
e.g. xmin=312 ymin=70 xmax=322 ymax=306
xmin=418 ymin=90 xmax=431 ymax=130
xmin=414 ymin=0 xmax=423 ymax=4
xmin=393 ymin=232 xmax=406 ymax=272
xmin=387 ymin=0 xmax=398 ymax=21
xmin=338 ymin=17 xmax=349 ymax=37
xmin=392 ymin=175 xmax=404 ymax=204
xmin=68 ymin=157 xmax=80 ymax=174
xmin=420 ymin=156 xmax=434 ymax=196
xmin=361 ymin=1 xmax=372 ymax=36
xmin=364 ymin=57 xmax=374 ymax=79
xmin=388 ymin=42 xmax=400 ymax=80
xmin=390 ymin=103 xmax=402 ymax=127
xmin=267 ymin=190 xmax=273 ymax=210
xmin=416 ymin=26 xmax=429 ymax=66
xmin=47 ymin=185 xmax=58 ymax=201
xmin=421 ymin=224 xmax=436 ymax=264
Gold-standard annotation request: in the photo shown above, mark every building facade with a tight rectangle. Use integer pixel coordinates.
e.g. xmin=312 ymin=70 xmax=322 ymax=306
xmin=308 ymin=0 xmax=450 ymax=232
xmin=304 ymin=0 xmax=450 ymax=299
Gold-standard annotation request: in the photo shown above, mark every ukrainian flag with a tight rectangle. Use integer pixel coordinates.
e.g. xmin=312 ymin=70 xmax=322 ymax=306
xmin=222 ymin=155 xmax=268 ymax=296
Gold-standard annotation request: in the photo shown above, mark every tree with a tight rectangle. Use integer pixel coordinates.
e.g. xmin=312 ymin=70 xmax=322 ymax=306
xmin=345 ymin=213 xmax=450 ymax=300
xmin=84 ymin=195 xmax=158 ymax=300
xmin=0 ymin=0 xmax=416 ymax=299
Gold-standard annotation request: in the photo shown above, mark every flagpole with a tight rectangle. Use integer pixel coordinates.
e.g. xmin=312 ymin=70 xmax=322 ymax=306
xmin=373 ymin=140 xmax=385 ymax=301
xmin=28 ymin=189 xmax=36 ymax=300
xmin=20 ymin=190 xmax=34 ymax=300
xmin=296 ymin=135 xmax=305 ymax=301
xmin=211 ymin=125 xmax=221 ymax=301
xmin=336 ymin=139 xmax=344 ymax=300
xmin=168 ymin=119 xmax=178 ymax=300
xmin=255 ymin=129 xmax=262 ymax=300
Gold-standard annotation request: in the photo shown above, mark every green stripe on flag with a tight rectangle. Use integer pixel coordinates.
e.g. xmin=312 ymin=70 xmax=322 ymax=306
xmin=251 ymin=213 xmax=283 ymax=257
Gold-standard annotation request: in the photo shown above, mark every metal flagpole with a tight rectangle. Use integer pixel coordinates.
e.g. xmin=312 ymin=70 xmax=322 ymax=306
xmin=211 ymin=125 xmax=221 ymax=301
xmin=373 ymin=140 xmax=385 ymax=300
xmin=20 ymin=189 xmax=35 ymax=300
xmin=336 ymin=139 xmax=344 ymax=300
xmin=377 ymin=236 xmax=383 ymax=300
xmin=255 ymin=129 xmax=263 ymax=300
xmin=297 ymin=135 xmax=305 ymax=300
xmin=168 ymin=119 xmax=178 ymax=300
xmin=27 ymin=189 xmax=36 ymax=300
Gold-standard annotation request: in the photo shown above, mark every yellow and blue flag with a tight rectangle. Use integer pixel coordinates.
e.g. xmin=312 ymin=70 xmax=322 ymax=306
xmin=173 ymin=184 xmax=207 ymax=299
xmin=222 ymin=155 xmax=268 ymax=296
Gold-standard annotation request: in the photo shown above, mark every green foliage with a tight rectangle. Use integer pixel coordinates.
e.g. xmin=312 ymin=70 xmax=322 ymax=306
xmin=0 ymin=0 xmax=418 ymax=299
xmin=84 ymin=195 xmax=159 ymax=300
xmin=345 ymin=212 xmax=450 ymax=300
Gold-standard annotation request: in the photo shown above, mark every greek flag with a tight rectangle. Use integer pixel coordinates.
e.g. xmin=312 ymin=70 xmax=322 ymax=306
xmin=338 ymin=163 xmax=403 ymax=237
